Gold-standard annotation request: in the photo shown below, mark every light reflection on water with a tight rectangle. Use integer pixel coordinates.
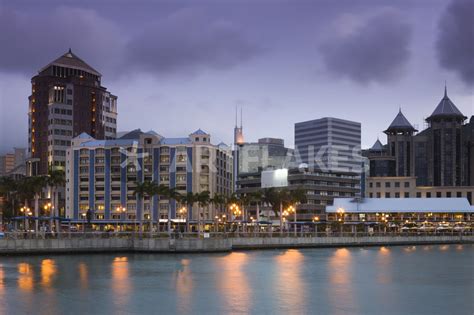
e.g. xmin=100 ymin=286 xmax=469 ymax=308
xmin=175 ymin=258 xmax=193 ymax=314
xmin=275 ymin=249 xmax=306 ymax=313
xmin=215 ymin=252 xmax=251 ymax=314
xmin=0 ymin=245 xmax=471 ymax=315
xmin=111 ymin=256 xmax=130 ymax=309
xmin=328 ymin=248 xmax=358 ymax=315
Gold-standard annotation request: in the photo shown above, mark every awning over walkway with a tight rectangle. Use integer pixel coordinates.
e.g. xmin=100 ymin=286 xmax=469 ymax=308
xmin=326 ymin=198 xmax=474 ymax=213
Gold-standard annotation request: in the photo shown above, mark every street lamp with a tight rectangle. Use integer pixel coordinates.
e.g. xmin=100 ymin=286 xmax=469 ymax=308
xmin=116 ymin=205 xmax=126 ymax=232
xmin=286 ymin=205 xmax=297 ymax=236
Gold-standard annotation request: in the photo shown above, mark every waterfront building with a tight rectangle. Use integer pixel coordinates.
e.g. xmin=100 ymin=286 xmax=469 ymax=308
xmin=237 ymin=137 xmax=293 ymax=193
xmin=327 ymin=198 xmax=474 ymax=224
xmin=295 ymin=117 xmax=362 ymax=173
xmin=366 ymin=176 xmax=473 ymax=204
xmin=287 ymin=167 xmax=360 ymax=221
xmin=65 ymin=129 xmax=233 ymax=225
xmin=28 ymin=49 xmax=117 ymax=175
xmin=366 ymin=88 xmax=473 ymax=187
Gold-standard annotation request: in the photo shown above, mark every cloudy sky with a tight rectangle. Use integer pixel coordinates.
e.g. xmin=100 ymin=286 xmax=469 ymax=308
xmin=0 ymin=0 xmax=473 ymax=154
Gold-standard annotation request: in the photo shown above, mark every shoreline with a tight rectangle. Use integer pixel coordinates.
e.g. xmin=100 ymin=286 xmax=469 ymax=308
xmin=0 ymin=235 xmax=471 ymax=255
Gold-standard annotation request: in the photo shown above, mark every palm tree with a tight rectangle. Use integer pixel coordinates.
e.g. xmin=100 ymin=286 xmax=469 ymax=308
xmin=196 ymin=191 xmax=210 ymax=235
xmin=133 ymin=180 xmax=154 ymax=234
xmin=239 ymin=193 xmax=253 ymax=232
xmin=47 ymin=170 xmax=65 ymax=234
xmin=143 ymin=181 xmax=158 ymax=235
xmin=181 ymin=192 xmax=197 ymax=233
xmin=287 ymin=187 xmax=307 ymax=235
xmin=28 ymin=176 xmax=48 ymax=235
xmin=166 ymin=187 xmax=182 ymax=235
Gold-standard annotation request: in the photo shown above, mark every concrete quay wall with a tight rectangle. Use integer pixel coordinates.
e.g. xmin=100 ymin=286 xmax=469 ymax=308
xmin=0 ymin=235 xmax=471 ymax=255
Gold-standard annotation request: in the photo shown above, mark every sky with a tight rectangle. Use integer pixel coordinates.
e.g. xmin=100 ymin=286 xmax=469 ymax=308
xmin=0 ymin=0 xmax=473 ymax=154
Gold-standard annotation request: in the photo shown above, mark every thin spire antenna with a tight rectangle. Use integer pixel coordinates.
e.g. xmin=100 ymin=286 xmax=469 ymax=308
xmin=444 ymin=80 xmax=447 ymax=97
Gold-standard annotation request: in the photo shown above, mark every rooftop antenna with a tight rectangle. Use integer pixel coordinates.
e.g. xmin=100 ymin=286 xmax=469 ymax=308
xmin=444 ymin=80 xmax=447 ymax=97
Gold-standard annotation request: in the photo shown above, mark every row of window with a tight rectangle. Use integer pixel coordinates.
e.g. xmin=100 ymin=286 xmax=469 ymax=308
xmin=369 ymin=191 xmax=465 ymax=198
xmin=52 ymin=129 xmax=73 ymax=136
xmin=369 ymin=181 xmax=411 ymax=188
xmin=52 ymin=108 xmax=73 ymax=116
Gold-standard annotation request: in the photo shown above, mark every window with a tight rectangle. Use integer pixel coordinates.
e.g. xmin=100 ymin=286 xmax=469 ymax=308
xmin=395 ymin=192 xmax=400 ymax=198
xmin=426 ymin=192 xmax=431 ymax=198
xmin=369 ymin=182 xmax=373 ymax=188
xmin=385 ymin=182 xmax=391 ymax=188
xmin=394 ymin=182 xmax=400 ymax=188
xmin=436 ymin=192 xmax=442 ymax=198
xmin=446 ymin=192 xmax=451 ymax=198
xmin=376 ymin=192 xmax=381 ymax=198
xmin=376 ymin=182 xmax=381 ymax=188
xmin=404 ymin=182 xmax=410 ymax=188
xmin=404 ymin=192 xmax=410 ymax=198
xmin=385 ymin=192 xmax=390 ymax=198
xmin=416 ymin=192 xmax=421 ymax=198
xmin=369 ymin=193 xmax=373 ymax=198
xmin=457 ymin=192 xmax=462 ymax=197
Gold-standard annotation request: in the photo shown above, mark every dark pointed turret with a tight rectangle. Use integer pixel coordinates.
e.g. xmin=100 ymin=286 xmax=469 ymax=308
xmin=369 ymin=138 xmax=384 ymax=151
xmin=426 ymin=86 xmax=466 ymax=122
xmin=384 ymin=109 xmax=417 ymax=134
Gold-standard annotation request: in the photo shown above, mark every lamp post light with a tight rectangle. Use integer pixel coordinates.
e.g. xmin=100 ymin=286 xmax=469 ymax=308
xmin=312 ymin=216 xmax=320 ymax=235
xmin=337 ymin=208 xmax=345 ymax=235
xmin=81 ymin=212 xmax=87 ymax=232
xmin=230 ymin=203 xmax=241 ymax=232
xmin=116 ymin=205 xmax=126 ymax=232
xmin=286 ymin=205 xmax=297 ymax=236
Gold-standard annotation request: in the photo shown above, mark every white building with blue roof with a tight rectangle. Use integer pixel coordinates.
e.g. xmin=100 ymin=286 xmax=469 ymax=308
xmin=65 ymin=129 xmax=233 ymax=228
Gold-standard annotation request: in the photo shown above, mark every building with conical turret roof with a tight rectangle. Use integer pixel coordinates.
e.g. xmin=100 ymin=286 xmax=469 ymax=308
xmin=365 ymin=87 xmax=473 ymax=205
xmin=28 ymin=49 xmax=118 ymax=175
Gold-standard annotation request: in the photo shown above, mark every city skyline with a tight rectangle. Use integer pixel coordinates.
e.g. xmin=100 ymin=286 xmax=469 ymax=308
xmin=1 ymin=0 xmax=473 ymax=154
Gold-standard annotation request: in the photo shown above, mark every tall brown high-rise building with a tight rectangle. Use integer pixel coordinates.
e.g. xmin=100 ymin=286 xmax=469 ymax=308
xmin=28 ymin=49 xmax=117 ymax=175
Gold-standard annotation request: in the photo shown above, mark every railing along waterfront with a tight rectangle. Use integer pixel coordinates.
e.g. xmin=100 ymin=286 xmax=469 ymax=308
xmin=2 ymin=230 xmax=472 ymax=240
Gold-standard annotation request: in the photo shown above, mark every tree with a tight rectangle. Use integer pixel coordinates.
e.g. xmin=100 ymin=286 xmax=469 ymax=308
xmin=133 ymin=180 xmax=156 ymax=234
xmin=166 ymin=187 xmax=182 ymax=235
xmin=196 ymin=191 xmax=210 ymax=235
xmin=28 ymin=176 xmax=48 ymax=234
xmin=47 ymin=170 xmax=65 ymax=233
xmin=181 ymin=192 xmax=197 ymax=232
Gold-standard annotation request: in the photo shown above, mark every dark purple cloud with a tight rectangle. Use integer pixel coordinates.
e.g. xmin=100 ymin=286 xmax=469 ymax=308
xmin=0 ymin=6 xmax=123 ymax=76
xmin=436 ymin=0 xmax=474 ymax=85
xmin=124 ymin=8 xmax=262 ymax=76
xmin=318 ymin=9 xmax=412 ymax=84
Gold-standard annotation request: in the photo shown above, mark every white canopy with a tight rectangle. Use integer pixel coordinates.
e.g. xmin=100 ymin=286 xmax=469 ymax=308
xmin=326 ymin=198 xmax=474 ymax=213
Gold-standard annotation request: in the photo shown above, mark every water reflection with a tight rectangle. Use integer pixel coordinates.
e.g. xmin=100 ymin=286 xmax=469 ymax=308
xmin=275 ymin=249 xmax=306 ymax=313
xmin=40 ymin=259 xmax=57 ymax=290
xmin=78 ymin=262 xmax=88 ymax=290
xmin=175 ymin=259 xmax=193 ymax=314
xmin=216 ymin=252 xmax=251 ymax=314
xmin=328 ymin=248 xmax=357 ymax=314
xmin=18 ymin=263 xmax=34 ymax=292
xmin=111 ymin=256 xmax=130 ymax=309
xmin=376 ymin=247 xmax=392 ymax=284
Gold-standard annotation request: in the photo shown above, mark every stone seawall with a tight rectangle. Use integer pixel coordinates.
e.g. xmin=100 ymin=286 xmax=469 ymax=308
xmin=0 ymin=235 xmax=471 ymax=255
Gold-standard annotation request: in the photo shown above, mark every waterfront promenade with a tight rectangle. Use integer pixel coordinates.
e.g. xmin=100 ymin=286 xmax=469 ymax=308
xmin=0 ymin=232 xmax=472 ymax=254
